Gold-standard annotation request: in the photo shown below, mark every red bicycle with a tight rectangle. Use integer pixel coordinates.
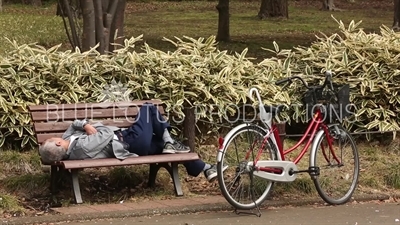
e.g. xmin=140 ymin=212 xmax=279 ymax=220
xmin=216 ymin=71 xmax=359 ymax=214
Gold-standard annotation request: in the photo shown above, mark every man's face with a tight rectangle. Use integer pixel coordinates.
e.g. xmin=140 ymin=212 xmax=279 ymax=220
xmin=47 ymin=137 xmax=64 ymax=146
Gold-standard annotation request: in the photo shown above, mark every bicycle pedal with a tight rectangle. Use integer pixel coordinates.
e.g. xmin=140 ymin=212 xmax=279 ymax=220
xmin=249 ymin=161 xmax=298 ymax=182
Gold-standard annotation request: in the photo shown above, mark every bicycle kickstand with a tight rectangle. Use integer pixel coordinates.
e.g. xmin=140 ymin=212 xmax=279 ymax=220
xmin=233 ymin=207 xmax=261 ymax=217
xmin=233 ymin=201 xmax=262 ymax=217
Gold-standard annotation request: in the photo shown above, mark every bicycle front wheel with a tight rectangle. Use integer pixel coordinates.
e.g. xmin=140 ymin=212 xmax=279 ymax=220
xmin=311 ymin=125 xmax=359 ymax=205
xmin=217 ymin=124 xmax=278 ymax=210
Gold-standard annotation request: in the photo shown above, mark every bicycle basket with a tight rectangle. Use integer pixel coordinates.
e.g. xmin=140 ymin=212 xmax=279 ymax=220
xmin=301 ymin=83 xmax=350 ymax=122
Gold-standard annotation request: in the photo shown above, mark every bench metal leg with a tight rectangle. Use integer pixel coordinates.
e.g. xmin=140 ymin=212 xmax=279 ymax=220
xmin=148 ymin=163 xmax=161 ymax=188
xmin=70 ymin=169 xmax=83 ymax=204
xmin=169 ymin=162 xmax=183 ymax=196
xmin=49 ymin=166 xmax=69 ymax=207
xmin=50 ymin=165 xmax=61 ymax=195
xmin=50 ymin=165 xmax=61 ymax=205
xmin=147 ymin=163 xmax=184 ymax=196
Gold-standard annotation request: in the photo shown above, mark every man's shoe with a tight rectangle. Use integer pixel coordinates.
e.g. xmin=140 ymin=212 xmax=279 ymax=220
xmin=172 ymin=140 xmax=190 ymax=153
xmin=163 ymin=142 xmax=176 ymax=154
xmin=204 ymin=164 xmax=228 ymax=182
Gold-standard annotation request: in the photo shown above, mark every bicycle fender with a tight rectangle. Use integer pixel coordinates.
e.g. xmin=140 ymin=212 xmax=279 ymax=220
xmin=216 ymin=123 xmax=266 ymax=163
xmin=309 ymin=129 xmax=325 ymax=170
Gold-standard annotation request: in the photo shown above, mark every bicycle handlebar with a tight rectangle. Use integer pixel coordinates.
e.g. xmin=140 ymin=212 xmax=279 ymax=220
xmin=274 ymin=77 xmax=290 ymax=86
xmin=275 ymin=71 xmax=335 ymax=90
xmin=249 ymin=71 xmax=335 ymax=111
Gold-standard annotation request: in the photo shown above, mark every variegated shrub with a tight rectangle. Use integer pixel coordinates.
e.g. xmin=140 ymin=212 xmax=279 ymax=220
xmin=0 ymin=18 xmax=399 ymax=148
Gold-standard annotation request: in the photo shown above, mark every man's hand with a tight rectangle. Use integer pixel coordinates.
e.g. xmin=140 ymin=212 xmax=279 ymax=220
xmin=84 ymin=124 xmax=98 ymax=135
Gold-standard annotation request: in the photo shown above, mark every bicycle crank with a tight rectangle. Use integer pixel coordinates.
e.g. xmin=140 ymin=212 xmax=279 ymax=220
xmin=248 ymin=161 xmax=298 ymax=182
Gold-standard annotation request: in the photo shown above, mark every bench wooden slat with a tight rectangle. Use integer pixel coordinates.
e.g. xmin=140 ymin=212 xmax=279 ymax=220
xmin=60 ymin=153 xmax=199 ymax=169
xmin=30 ymin=106 xmax=165 ymax=122
xmin=27 ymin=100 xmax=163 ymax=111
xmin=33 ymin=120 xmax=139 ymax=132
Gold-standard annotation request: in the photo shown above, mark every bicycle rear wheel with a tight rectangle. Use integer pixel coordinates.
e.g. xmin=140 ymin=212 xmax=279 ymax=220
xmin=311 ymin=125 xmax=359 ymax=205
xmin=217 ymin=124 xmax=278 ymax=210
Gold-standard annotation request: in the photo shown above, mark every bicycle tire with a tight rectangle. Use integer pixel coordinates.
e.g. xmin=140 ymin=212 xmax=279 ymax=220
xmin=311 ymin=125 xmax=359 ymax=205
xmin=217 ymin=124 xmax=278 ymax=210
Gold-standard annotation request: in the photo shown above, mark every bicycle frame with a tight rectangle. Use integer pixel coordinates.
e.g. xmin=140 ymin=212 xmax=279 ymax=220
xmin=246 ymin=88 xmax=341 ymax=174
xmin=252 ymin=108 xmax=343 ymax=174
xmin=271 ymin=109 xmax=328 ymax=163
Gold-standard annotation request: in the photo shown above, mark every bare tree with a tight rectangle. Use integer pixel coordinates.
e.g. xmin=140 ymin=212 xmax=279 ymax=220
xmin=59 ymin=0 xmax=126 ymax=54
xmin=81 ymin=0 xmax=95 ymax=51
xmin=216 ymin=0 xmax=230 ymax=42
xmin=57 ymin=0 xmax=81 ymax=18
xmin=258 ymin=0 xmax=288 ymax=19
xmin=321 ymin=0 xmax=343 ymax=11
xmin=58 ymin=0 xmax=81 ymax=49
xmin=109 ymin=0 xmax=126 ymax=51
xmin=30 ymin=0 xmax=41 ymax=6
xmin=394 ymin=0 xmax=400 ymax=30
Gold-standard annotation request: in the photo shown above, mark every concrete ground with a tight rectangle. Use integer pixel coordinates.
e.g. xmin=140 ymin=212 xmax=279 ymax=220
xmin=1 ymin=194 xmax=398 ymax=225
xmin=63 ymin=202 xmax=400 ymax=225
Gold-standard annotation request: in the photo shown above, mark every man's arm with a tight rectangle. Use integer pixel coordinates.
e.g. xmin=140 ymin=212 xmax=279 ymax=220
xmin=79 ymin=126 xmax=115 ymax=155
xmin=83 ymin=124 xmax=97 ymax=135
xmin=62 ymin=119 xmax=91 ymax=139
xmin=71 ymin=119 xmax=88 ymax=131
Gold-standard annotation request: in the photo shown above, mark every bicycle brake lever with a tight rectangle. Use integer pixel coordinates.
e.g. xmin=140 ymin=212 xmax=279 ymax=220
xmin=325 ymin=70 xmax=335 ymax=90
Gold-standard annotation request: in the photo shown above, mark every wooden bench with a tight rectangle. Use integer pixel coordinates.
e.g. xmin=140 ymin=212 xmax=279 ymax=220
xmin=28 ymin=100 xmax=200 ymax=204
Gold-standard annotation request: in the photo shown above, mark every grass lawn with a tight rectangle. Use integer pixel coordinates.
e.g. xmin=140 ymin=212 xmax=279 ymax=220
xmin=0 ymin=0 xmax=394 ymax=59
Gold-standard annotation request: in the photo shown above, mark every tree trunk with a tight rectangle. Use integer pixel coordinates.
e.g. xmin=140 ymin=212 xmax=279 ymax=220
xmin=81 ymin=0 xmax=96 ymax=51
xmin=102 ymin=0 xmax=109 ymax=11
xmin=394 ymin=0 xmax=400 ymax=30
xmin=0 ymin=0 xmax=2 ymax=13
xmin=57 ymin=0 xmax=82 ymax=18
xmin=56 ymin=0 xmax=66 ymax=16
xmin=321 ymin=0 xmax=334 ymax=10
xmin=31 ymin=0 xmax=41 ymax=6
xmin=60 ymin=0 xmax=126 ymax=54
xmin=321 ymin=0 xmax=342 ymax=11
xmin=93 ymin=0 xmax=105 ymax=53
xmin=216 ymin=0 xmax=230 ymax=42
xmin=109 ymin=0 xmax=125 ymax=52
xmin=103 ymin=0 xmax=118 ymax=53
xmin=258 ymin=0 xmax=288 ymax=19
xmin=59 ymin=0 xmax=80 ymax=49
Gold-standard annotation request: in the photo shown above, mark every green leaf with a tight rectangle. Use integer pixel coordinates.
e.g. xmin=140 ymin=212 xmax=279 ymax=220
xmin=21 ymin=135 xmax=30 ymax=147
xmin=273 ymin=41 xmax=279 ymax=53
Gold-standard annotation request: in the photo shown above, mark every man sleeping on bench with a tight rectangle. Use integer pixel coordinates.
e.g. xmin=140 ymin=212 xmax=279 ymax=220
xmin=38 ymin=103 xmax=227 ymax=182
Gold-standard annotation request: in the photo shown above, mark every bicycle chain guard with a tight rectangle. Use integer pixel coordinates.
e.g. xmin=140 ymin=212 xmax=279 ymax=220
xmin=248 ymin=160 xmax=298 ymax=182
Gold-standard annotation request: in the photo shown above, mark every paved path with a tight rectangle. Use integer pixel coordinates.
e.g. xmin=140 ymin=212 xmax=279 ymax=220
xmin=61 ymin=202 xmax=400 ymax=225
xmin=1 ymin=194 xmax=398 ymax=225
xmin=50 ymin=195 xmax=227 ymax=215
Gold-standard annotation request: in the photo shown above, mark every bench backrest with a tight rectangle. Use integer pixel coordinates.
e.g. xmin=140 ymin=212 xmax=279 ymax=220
xmin=28 ymin=100 xmax=164 ymax=145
